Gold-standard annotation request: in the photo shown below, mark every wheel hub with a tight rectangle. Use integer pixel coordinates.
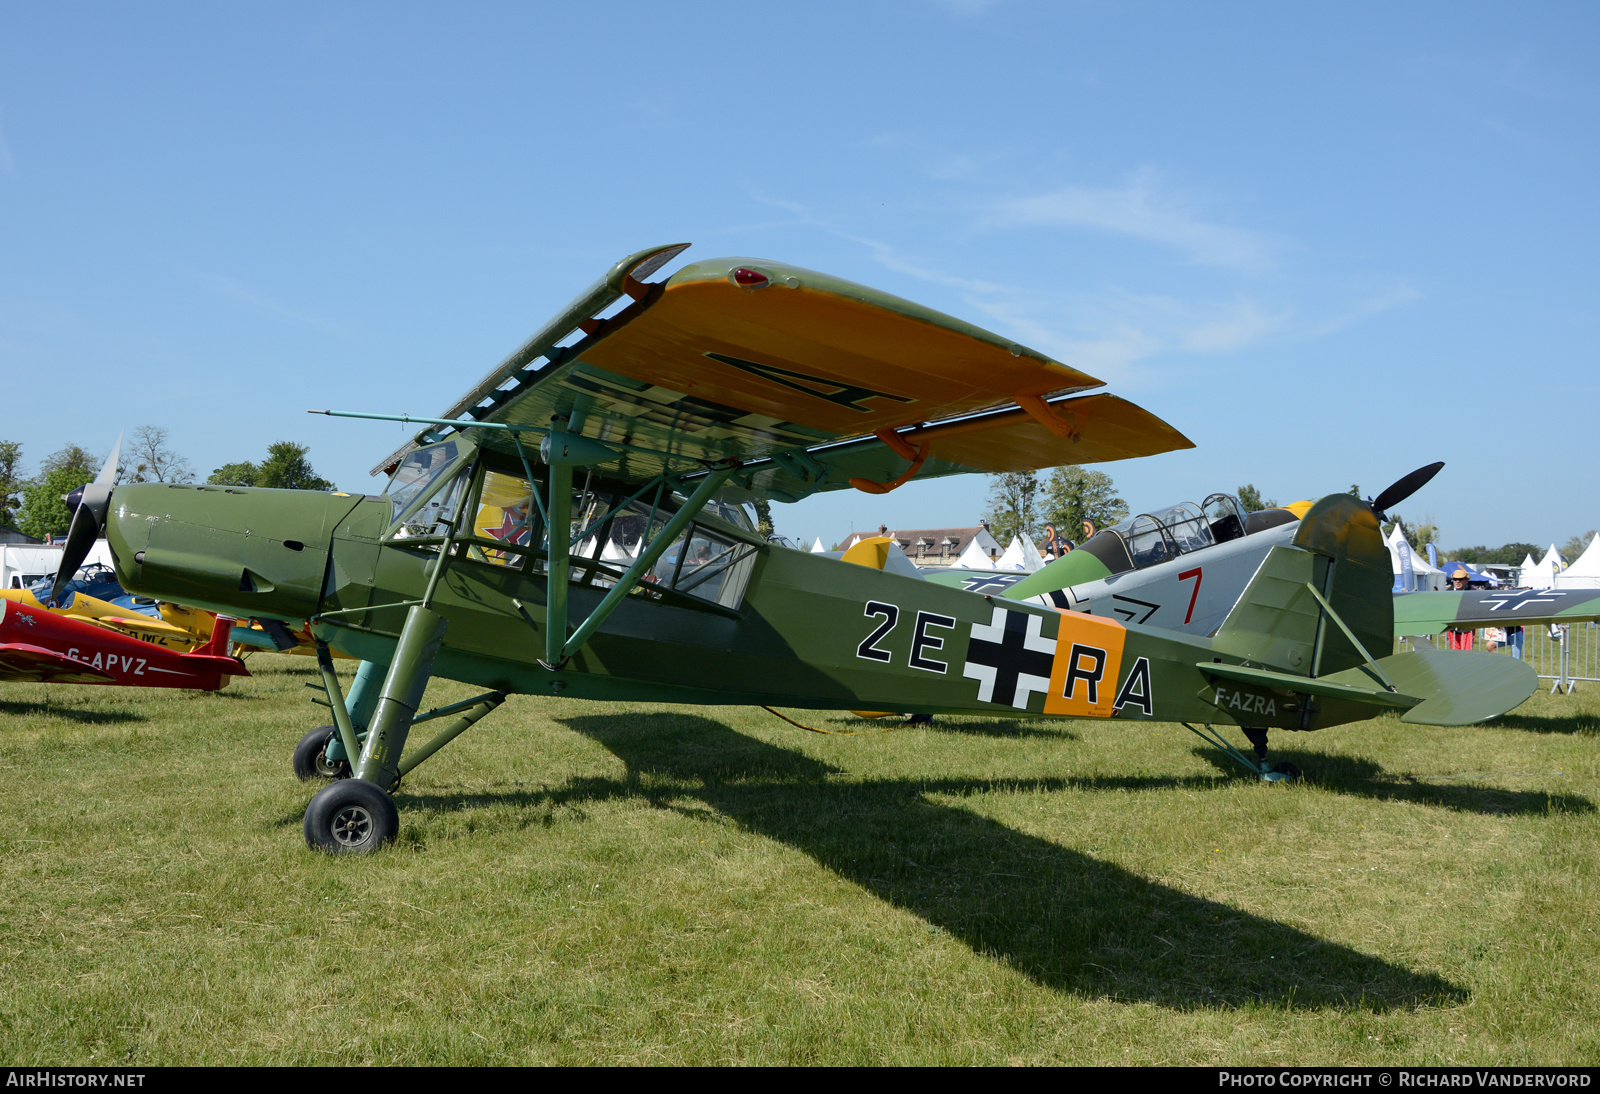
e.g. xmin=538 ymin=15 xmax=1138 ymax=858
xmin=331 ymin=804 xmax=373 ymax=847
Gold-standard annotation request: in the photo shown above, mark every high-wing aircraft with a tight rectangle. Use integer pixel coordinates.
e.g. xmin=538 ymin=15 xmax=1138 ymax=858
xmin=52 ymin=245 xmax=1535 ymax=853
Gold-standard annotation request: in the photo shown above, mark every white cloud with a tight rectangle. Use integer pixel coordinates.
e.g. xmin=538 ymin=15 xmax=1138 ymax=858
xmin=991 ymin=171 xmax=1278 ymax=270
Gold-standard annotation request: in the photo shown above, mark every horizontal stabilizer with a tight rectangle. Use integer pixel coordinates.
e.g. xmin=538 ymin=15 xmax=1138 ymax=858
xmin=1321 ymin=648 xmax=1536 ymax=726
xmin=0 ymin=643 xmax=116 ymax=683
xmin=1197 ymin=661 xmax=1420 ymax=710
xmin=1393 ymin=588 xmax=1600 ymax=636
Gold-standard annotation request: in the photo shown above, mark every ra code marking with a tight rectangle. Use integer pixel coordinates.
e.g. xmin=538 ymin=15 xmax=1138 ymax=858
xmin=1061 ymin=643 xmax=1107 ymax=705
xmin=1112 ymin=656 xmax=1154 ymax=716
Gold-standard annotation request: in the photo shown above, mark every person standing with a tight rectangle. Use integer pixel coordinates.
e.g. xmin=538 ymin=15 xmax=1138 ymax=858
xmin=1506 ymin=624 xmax=1525 ymax=660
xmin=1444 ymin=567 xmax=1475 ymax=650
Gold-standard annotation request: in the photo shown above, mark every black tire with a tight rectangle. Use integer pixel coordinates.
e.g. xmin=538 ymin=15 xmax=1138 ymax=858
xmin=292 ymin=725 xmax=350 ymax=781
xmin=304 ymin=779 xmax=398 ymax=854
xmin=1270 ymin=761 xmax=1301 ymax=783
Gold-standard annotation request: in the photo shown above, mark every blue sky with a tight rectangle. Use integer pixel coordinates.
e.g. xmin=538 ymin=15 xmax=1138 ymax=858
xmin=2 ymin=3 xmax=1595 ymax=550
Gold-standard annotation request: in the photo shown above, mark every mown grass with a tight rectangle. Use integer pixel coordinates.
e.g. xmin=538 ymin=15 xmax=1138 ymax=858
xmin=1 ymin=656 xmax=1597 ymax=1065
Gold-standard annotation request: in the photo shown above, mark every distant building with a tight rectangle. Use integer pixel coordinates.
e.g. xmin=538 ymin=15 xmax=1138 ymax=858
xmin=837 ymin=523 xmax=1005 ymax=568
xmin=0 ymin=524 xmax=40 ymax=545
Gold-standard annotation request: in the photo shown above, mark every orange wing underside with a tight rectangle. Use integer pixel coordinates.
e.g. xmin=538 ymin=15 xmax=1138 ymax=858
xmin=577 ymin=278 xmax=1104 ymax=437
xmin=463 ymin=257 xmax=1192 ymax=498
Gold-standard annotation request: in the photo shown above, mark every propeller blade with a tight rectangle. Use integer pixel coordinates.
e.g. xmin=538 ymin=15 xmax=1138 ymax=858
xmin=48 ymin=482 xmax=114 ymax=605
xmin=1370 ymin=461 xmax=1444 ymax=519
xmin=51 ymin=503 xmax=101 ymax=605
xmin=94 ymin=431 xmax=123 ymax=488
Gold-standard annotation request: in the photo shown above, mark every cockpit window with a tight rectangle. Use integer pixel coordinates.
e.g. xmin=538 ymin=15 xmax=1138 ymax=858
xmin=395 ymin=466 xmax=467 ymax=539
xmin=385 ymin=442 xmax=461 ymax=524
xmin=1122 ymin=514 xmax=1174 ymax=569
xmin=1092 ymin=494 xmax=1249 ymax=574
xmin=467 ymin=468 xmax=538 ymax=567
xmin=1203 ymin=494 xmax=1246 ymax=543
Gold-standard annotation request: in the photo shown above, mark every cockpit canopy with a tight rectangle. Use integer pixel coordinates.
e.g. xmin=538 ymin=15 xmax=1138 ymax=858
xmin=1075 ymin=493 xmax=1290 ymax=577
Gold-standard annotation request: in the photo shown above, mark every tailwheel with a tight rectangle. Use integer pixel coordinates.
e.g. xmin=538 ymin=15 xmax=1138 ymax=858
xmin=292 ymin=725 xmax=350 ymax=781
xmin=304 ymin=779 xmax=398 ymax=854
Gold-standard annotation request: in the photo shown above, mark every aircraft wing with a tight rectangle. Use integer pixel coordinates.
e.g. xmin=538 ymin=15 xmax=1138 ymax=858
xmin=385 ymin=248 xmax=1193 ymax=499
xmin=0 ymin=642 xmax=116 ymax=684
xmin=1393 ymin=587 xmax=1600 ymax=636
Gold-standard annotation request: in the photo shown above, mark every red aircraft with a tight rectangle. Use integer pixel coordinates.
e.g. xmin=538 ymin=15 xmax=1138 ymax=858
xmin=0 ymin=595 xmax=249 ymax=690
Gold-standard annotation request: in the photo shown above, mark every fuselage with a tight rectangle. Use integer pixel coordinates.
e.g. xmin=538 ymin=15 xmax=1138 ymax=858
xmin=98 ymin=467 xmax=1456 ymax=733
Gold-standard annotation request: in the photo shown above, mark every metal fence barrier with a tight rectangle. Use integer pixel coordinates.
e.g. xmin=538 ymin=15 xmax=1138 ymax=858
xmin=1398 ymin=622 xmax=1600 ymax=694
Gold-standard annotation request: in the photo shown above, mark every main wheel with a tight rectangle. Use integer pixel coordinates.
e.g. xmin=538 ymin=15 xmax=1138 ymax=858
xmin=1270 ymin=761 xmax=1302 ymax=783
xmin=292 ymin=725 xmax=350 ymax=781
xmin=304 ymin=779 xmax=398 ymax=854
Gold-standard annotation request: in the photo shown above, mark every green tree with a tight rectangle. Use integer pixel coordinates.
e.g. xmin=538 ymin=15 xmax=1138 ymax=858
xmin=1452 ymin=542 xmax=1539 ymax=565
xmin=1384 ymin=515 xmax=1439 ymax=552
xmin=984 ymin=471 xmax=1040 ymax=545
xmin=753 ymin=498 xmax=774 ymax=538
xmin=1561 ymin=530 xmax=1597 ymax=560
xmin=16 ymin=465 xmax=94 ymax=541
xmin=1236 ymin=484 xmax=1277 ymax=513
xmin=208 ymin=461 xmax=261 ymax=487
xmin=40 ymin=443 xmax=100 ymax=478
xmin=1041 ymin=467 xmax=1127 ymax=542
xmin=209 ymin=442 xmax=334 ymax=492
xmin=0 ymin=440 xmax=24 ymax=526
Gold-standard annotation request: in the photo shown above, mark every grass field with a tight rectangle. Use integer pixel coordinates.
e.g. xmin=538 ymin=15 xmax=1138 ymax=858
xmin=2 ymin=654 xmax=1597 ymax=1065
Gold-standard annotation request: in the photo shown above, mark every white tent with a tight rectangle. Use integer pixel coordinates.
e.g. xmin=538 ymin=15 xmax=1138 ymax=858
xmin=996 ymin=535 xmax=1045 ymax=572
xmin=811 ymin=537 xmax=827 ymax=554
xmin=1557 ymin=534 xmax=1600 ymax=590
xmin=1525 ymin=547 xmax=1561 ymax=590
xmin=1517 ymin=552 xmax=1538 ymax=586
xmin=954 ymin=536 xmax=996 ymax=570
xmin=1385 ymin=527 xmax=1444 ymax=592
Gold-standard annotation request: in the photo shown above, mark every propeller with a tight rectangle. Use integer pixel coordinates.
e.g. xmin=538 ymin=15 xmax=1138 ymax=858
xmin=50 ymin=432 xmax=122 ymax=606
xmin=1368 ymin=460 xmax=1444 ymax=523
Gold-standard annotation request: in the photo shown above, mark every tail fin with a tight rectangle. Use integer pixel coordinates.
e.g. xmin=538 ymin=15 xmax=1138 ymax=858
xmin=1208 ymin=495 xmax=1535 ymax=726
xmin=199 ymin=614 xmax=235 ymax=658
xmin=1213 ymin=494 xmax=1391 ymax=676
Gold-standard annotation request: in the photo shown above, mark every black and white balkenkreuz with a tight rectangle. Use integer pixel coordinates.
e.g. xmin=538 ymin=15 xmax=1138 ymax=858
xmin=962 ymin=606 xmax=1056 ymax=710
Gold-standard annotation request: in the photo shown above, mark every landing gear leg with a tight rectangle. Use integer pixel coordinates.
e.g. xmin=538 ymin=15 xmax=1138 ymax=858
xmin=304 ymin=605 xmax=448 ymax=854
xmin=1181 ymin=723 xmax=1300 ymax=783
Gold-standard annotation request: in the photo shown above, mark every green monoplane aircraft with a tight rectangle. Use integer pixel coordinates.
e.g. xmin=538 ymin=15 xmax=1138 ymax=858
xmin=52 ymin=244 xmax=1538 ymax=853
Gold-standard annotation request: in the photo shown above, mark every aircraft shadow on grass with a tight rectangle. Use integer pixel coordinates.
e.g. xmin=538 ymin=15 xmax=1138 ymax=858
xmin=1493 ymin=711 xmax=1600 ymax=737
xmin=427 ymin=711 xmax=1456 ymax=1012
xmin=0 ymin=698 xmax=148 ymax=726
xmin=1190 ymin=748 xmax=1595 ymax=816
xmin=925 ymin=716 xmax=1082 ymax=740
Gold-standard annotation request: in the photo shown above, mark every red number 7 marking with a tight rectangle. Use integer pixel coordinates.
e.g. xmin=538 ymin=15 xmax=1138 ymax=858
xmin=1178 ymin=567 xmax=1203 ymax=625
